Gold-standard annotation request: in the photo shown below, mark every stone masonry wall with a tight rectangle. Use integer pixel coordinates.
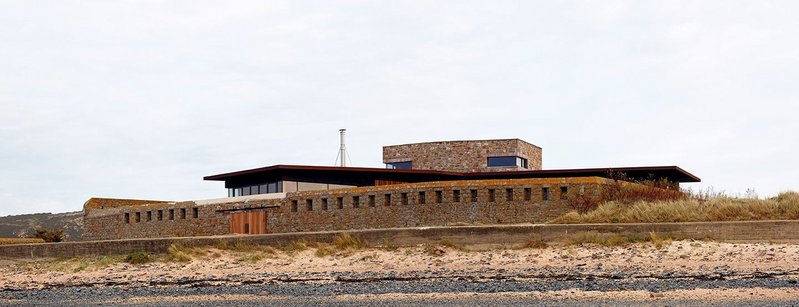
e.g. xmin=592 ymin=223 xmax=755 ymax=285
xmin=83 ymin=177 xmax=609 ymax=240
xmin=382 ymin=139 xmax=542 ymax=172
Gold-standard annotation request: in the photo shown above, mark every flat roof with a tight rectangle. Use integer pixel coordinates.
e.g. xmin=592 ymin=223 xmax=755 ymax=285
xmin=205 ymin=164 xmax=700 ymax=183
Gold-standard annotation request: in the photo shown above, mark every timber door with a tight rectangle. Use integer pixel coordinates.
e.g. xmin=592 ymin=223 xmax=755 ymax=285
xmin=229 ymin=210 xmax=269 ymax=234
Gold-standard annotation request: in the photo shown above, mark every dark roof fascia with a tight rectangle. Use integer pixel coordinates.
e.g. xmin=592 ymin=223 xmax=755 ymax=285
xmin=205 ymin=165 xmax=700 ymax=183
xmin=203 ymin=164 xmax=463 ymax=181
xmin=467 ymin=166 xmax=701 ymax=182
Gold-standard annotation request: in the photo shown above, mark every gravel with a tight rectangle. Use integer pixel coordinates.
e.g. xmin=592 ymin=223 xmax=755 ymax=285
xmin=3 ymin=276 xmax=799 ymax=306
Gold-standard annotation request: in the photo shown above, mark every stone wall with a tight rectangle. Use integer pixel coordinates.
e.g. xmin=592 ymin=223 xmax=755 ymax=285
xmin=382 ymin=139 xmax=542 ymax=172
xmin=83 ymin=198 xmax=170 ymax=210
xmin=7 ymin=220 xmax=799 ymax=259
xmin=83 ymin=177 xmax=607 ymax=240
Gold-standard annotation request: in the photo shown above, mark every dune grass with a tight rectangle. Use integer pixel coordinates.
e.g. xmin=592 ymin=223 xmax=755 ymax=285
xmin=0 ymin=238 xmax=46 ymax=245
xmin=552 ymin=191 xmax=799 ymax=224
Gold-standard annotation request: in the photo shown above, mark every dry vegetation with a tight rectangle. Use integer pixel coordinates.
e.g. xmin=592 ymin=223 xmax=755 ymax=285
xmin=553 ymin=191 xmax=799 ymax=224
xmin=0 ymin=238 xmax=45 ymax=245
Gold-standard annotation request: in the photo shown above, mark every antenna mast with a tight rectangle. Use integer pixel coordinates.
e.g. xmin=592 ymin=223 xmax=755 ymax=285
xmin=339 ymin=129 xmax=347 ymax=167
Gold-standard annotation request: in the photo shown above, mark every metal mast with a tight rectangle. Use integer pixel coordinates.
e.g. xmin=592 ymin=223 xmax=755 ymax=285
xmin=339 ymin=129 xmax=347 ymax=167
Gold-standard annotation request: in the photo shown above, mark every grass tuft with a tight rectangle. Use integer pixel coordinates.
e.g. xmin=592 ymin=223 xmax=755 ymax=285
xmin=522 ymin=236 xmax=548 ymax=249
xmin=124 ymin=252 xmax=152 ymax=264
xmin=164 ymin=244 xmax=192 ymax=263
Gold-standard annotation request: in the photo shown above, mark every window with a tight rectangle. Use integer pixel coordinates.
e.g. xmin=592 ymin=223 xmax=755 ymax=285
xmin=386 ymin=161 xmax=412 ymax=169
xmin=306 ymin=199 xmax=313 ymax=211
xmin=435 ymin=191 xmax=443 ymax=204
xmin=146 ymin=211 xmax=152 ymax=222
xmin=401 ymin=193 xmax=408 ymax=205
xmin=291 ymin=200 xmax=298 ymax=212
xmin=192 ymin=207 xmax=199 ymax=218
xmin=322 ymin=198 xmax=329 ymax=211
xmin=337 ymin=197 xmax=344 ymax=209
xmin=418 ymin=191 xmax=426 ymax=204
xmin=384 ymin=194 xmax=391 ymax=206
xmin=487 ymin=156 xmax=528 ymax=168
xmin=135 ymin=212 xmax=141 ymax=223
xmin=488 ymin=189 xmax=495 ymax=202
xmin=180 ymin=208 xmax=186 ymax=219
xmin=242 ymin=186 xmax=251 ymax=196
xmin=124 ymin=213 xmax=130 ymax=224
xmin=353 ymin=196 xmax=360 ymax=208
xmin=453 ymin=190 xmax=461 ymax=203
xmin=368 ymin=195 xmax=376 ymax=207
xmin=228 ymin=189 xmax=234 ymax=197
xmin=251 ymin=185 xmax=259 ymax=195
xmin=158 ymin=210 xmax=163 ymax=221
xmin=259 ymin=184 xmax=268 ymax=195
xmin=524 ymin=188 xmax=532 ymax=201
xmin=471 ymin=189 xmax=478 ymax=202
xmin=506 ymin=188 xmax=513 ymax=201
xmin=560 ymin=186 xmax=568 ymax=200
xmin=542 ymin=187 xmax=551 ymax=201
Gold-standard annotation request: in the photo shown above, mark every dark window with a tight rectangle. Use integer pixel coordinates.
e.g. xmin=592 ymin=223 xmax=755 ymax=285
xmin=368 ymin=195 xmax=376 ymax=207
xmin=251 ymin=185 xmax=259 ymax=195
xmin=353 ymin=196 xmax=360 ymax=208
xmin=192 ymin=207 xmax=199 ymax=218
xmin=435 ymin=191 xmax=443 ymax=204
xmin=506 ymin=188 xmax=513 ymax=201
xmin=542 ymin=187 xmax=551 ymax=201
xmin=259 ymin=184 xmax=268 ymax=194
xmin=157 ymin=210 xmax=163 ymax=221
xmin=471 ymin=189 xmax=478 ymax=202
xmin=418 ymin=191 xmax=426 ymax=204
xmin=524 ymin=188 xmax=532 ymax=201
xmin=453 ymin=190 xmax=461 ymax=203
xmin=242 ymin=186 xmax=250 ymax=196
xmin=291 ymin=200 xmax=298 ymax=212
xmin=322 ymin=198 xmax=329 ymax=210
xmin=180 ymin=208 xmax=186 ymax=219
xmin=384 ymin=194 xmax=391 ymax=206
xmin=306 ymin=199 xmax=313 ymax=211
xmin=386 ymin=161 xmax=412 ymax=169
xmin=488 ymin=189 xmax=495 ymax=202
xmin=124 ymin=213 xmax=130 ymax=224
xmin=560 ymin=186 xmax=568 ymax=200
xmin=135 ymin=212 xmax=141 ymax=223
xmin=146 ymin=211 xmax=152 ymax=222
xmin=268 ymin=182 xmax=278 ymax=193
xmin=337 ymin=197 xmax=344 ymax=209
xmin=244 ymin=223 xmax=249 ymax=234
xmin=487 ymin=156 xmax=528 ymax=168
xmin=169 ymin=209 xmax=175 ymax=220
xmin=401 ymin=193 xmax=408 ymax=205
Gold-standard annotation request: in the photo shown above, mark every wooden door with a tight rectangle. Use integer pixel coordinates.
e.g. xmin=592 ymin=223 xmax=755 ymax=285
xmin=229 ymin=210 xmax=269 ymax=234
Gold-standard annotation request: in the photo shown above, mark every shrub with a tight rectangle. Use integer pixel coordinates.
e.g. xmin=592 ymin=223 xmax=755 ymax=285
xmin=125 ymin=252 xmax=152 ymax=264
xmin=30 ymin=228 xmax=64 ymax=243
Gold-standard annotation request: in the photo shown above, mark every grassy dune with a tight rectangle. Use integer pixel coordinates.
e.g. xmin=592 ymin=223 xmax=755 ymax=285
xmin=552 ymin=191 xmax=799 ymax=224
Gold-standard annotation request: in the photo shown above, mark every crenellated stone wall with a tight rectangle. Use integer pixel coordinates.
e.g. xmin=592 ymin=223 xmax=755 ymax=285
xmin=83 ymin=177 xmax=609 ymax=240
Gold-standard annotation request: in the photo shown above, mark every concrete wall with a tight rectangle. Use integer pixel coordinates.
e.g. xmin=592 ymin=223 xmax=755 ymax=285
xmin=5 ymin=220 xmax=799 ymax=259
xmin=383 ymin=139 xmax=543 ymax=172
xmin=83 ymin=177 xmax=605 ymax=240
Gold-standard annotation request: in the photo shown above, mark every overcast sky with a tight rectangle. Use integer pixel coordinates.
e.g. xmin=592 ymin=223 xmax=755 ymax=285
xmin=1 ymin=1 xmax=797 ymax=216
